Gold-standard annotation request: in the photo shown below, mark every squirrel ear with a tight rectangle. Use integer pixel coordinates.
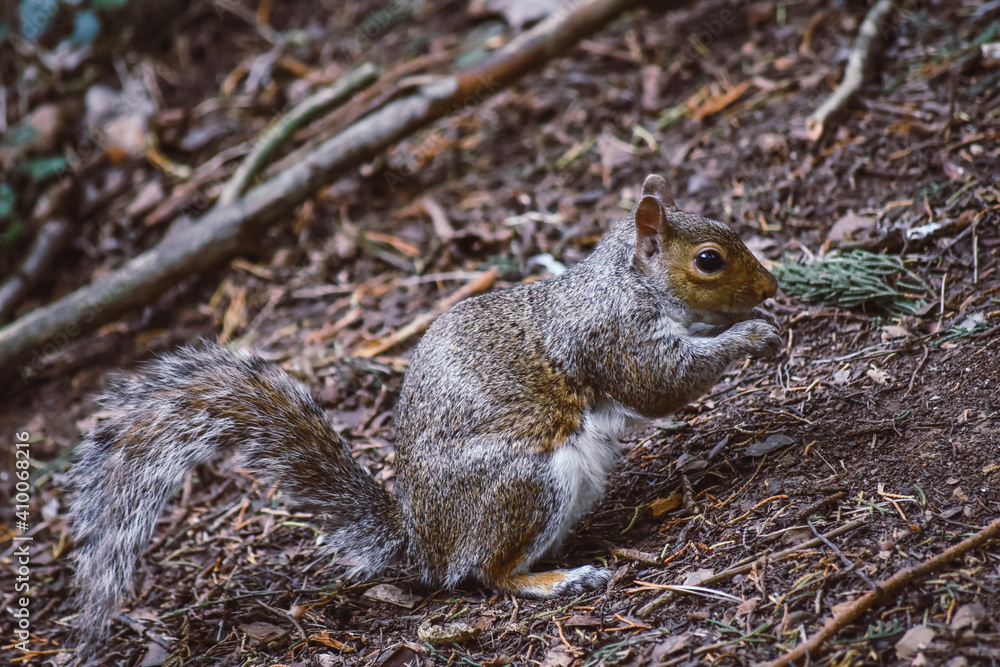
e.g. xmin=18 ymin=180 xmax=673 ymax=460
xmin=634 ymin=194 xmax=665 ymax=258
xmin=640 ymin=174 xmax=677 ymax=209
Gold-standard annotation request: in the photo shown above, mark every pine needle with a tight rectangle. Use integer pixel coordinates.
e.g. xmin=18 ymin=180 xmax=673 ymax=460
xmin=773 ymin=250 xmax=931 ymax=317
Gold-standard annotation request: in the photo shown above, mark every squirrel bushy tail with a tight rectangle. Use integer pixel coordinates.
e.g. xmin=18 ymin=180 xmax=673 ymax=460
xmin=68 ymin=344 xmax=405 ymax=644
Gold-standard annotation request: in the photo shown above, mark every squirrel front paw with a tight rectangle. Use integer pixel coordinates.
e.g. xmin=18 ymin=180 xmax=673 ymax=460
xmin=728 ymin=318 xmax=782 ymax=359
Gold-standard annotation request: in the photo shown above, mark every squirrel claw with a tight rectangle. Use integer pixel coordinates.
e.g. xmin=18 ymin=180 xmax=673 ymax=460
xmin=750 ymin=306 xmax=780 ymax=331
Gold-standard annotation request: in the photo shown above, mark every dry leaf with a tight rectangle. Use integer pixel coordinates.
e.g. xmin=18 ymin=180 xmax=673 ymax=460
xmin=488 ymin=0 xmax=564 ymax=29
xmin=881 ymin=325 xmax=911 ymax=341
xmin=649 ymin=631 xmax=693 ymax=661
xmin=756 ymin=133 xmax=787 ymax=154
xmin=364 ymin=583 xmax=417 ymax=609
xmin=649 ymin=494 xmax=681 ymax=516
xmin=682 ymin=568 xmax=714 ymax=586
xmin=826 ymin=211 xmax=876 ymax=243
xmin=781 ymin=527 xmax=812 ymax=545
xmin=373 ymin=645 xmax=422 ymax=667
xmin=867 ymin=365 xmax=890 ymax=385
xmin=746 ymin=433 xmax=794 ymax=457
xmin=539 ymin=646 xmax=575 ymax=667
xmin=832 ymin=367 xmax=852 ymax=385
xmin=417 ymin=618 xmax=480 ymax=645
xmin=238 ymin=621 xmax=287 ymax=642
xmin=690 ymin=80 xmax=752 ymax=120
xmin=308 ymin=630 xmax=352 ymax=650
xmin=950 ymin=602 xmax=986 ymax=632
xmin=563 ymin=614 xmax=601 ymax=627
xmin=598 ymin=132 xmax=635 ymax=185
xmin=0 ymin=103 xmax=65 ymax=170
xmin=484 ymin=658 xmax=515 ymax=667
xmin=736 ymin=597 xmax=760 ymax=616
xmin=895 ymin=625 xmax=934 ymax=660
xmin=139 ymin=641 xmax=171 ymax=667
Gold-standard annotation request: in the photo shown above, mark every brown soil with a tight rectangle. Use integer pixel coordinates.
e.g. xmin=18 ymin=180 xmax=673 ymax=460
xmin=1 ymin=1 xmax=998 ymax=666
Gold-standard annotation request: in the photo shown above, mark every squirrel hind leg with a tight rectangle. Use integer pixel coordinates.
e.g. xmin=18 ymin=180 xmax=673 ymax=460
xmin=473 ymin=498 xmax=611 ymax=599
xmin=489 ymin=565 xmax=612 ymax=598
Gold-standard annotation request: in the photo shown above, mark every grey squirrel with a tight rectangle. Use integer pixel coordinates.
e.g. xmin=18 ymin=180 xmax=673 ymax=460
xmin=68 ymin=174 xmax=780 ymax=644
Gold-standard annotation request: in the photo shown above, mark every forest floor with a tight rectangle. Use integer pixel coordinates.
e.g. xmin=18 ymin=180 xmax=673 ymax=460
xmin=1 ymin=0 xmax=999 ymax=665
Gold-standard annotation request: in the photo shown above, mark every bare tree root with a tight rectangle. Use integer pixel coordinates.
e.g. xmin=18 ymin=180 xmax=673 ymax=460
xmin=806 ymin=0 xmax=894 ymax=141
xmin=0 ymin=0 xmax=653 ymax=380
xmin=766 ymin=516 xmax=1000 ymax=667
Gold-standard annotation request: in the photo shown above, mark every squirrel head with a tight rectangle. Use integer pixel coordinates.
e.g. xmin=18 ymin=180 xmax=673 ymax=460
xmin=633 ymin=174 xmax=778 ymax=314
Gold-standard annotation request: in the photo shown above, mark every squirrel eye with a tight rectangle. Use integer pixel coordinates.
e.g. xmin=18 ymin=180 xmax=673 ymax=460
xmin=694 ymin=249 xmax=725 ymax=273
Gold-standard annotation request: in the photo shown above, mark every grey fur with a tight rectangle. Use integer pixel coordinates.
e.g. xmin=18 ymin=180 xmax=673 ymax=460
xmin=69 ymin=347 xmax=403 ymax=646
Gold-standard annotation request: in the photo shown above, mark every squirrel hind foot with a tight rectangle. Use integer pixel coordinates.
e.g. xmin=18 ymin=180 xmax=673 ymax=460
xmin=492 ymin=565 xmax=612 ymax=599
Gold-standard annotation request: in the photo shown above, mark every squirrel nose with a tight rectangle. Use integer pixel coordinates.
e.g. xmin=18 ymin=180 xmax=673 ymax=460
xmin=762 ymin=273 xmax=778 ymax=300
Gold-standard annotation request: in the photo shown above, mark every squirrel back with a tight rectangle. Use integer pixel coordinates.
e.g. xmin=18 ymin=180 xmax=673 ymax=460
xmin=68 ymin=174 xmax=780 ymax=644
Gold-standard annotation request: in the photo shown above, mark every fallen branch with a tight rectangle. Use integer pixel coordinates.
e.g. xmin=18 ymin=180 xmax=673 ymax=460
xmin=264 ymin=50 xmax=461 ymax=181
xmin=766 ymin=516 xmax=1000 ymax=667
xmin=0 ymin=179 xmax=75 ymax=321
xmin=0 ymin=220 xmax=72 ymax=322
xmin=637 ymin=517 xmax=869 ymax=617
xmin=0 ymin=0 xmax=652 ymax=381
xmin=216 ymin=62 xmax=380 ymax=205
xmin=806 ymin=0 xmax=894 ymax=141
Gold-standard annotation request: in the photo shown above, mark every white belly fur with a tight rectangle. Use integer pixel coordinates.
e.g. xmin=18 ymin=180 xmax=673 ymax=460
xmin=548 ymin=400 xmax=641 ymax=548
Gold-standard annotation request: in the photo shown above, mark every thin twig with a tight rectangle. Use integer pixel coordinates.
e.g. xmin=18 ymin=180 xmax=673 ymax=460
xmin=157 ymin=585 xmax=338 ymax=621
xmin=807 ymin=519 xmax=874 ymax=589
xmin=905 ymin=344 xmax=930 ymax=396
xmin=637 ymin=517 xmax=869 ymax=617
xmin=806 ymin=0 xmax=895 ymax=141
xmin=255 ymin=599 xmax=307 ymax=642
xmin=352 ymin=267 xmax=499 ymax=358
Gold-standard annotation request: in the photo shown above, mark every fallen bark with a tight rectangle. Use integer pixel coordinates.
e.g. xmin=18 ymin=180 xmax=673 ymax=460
xmin=0 ymin=0 xmax=653 ymax=381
